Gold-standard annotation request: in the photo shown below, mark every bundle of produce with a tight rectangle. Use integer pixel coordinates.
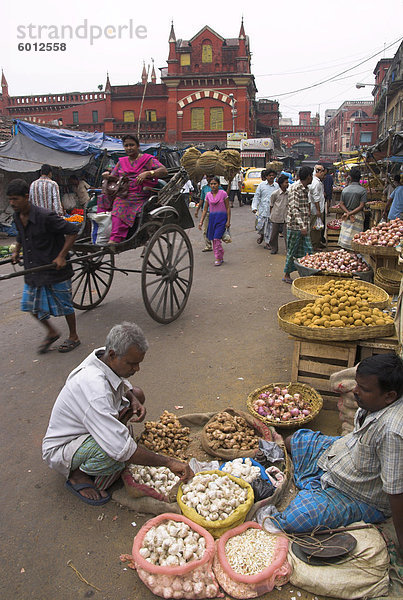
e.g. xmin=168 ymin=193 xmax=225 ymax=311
xmin=213 ymin=522 xmax=291 ymax=598
xmin=178 ymin=470 xmax=254 ymax=538
xmin=180 ymin=147 xmax=241 ymax=181
xmin=0 ymin=245 xmax=12 ymax=258
xmin=251 ymin=386 xmax=312 ymax=423
xmin=201 ymin=410 xmax=262 ymax=459
xmin=298 ymin=249 xmax=370 ymax=274
xmin=290 ymin=298 xmax=393 ymax=328
xmin=64 ymin=214 xmax=84 ymax=223
xmin=132 ymin=513 xmax=220 ymax=599
xmin=330 ymin=366 xmax=358 ymax=436
xmin=266 ymin=161 xmax=283 ymax=173
xmin=137 ymin=411 xmax=190 ymax=460
xmin=219 ymin=458 xmax=265 ymax=484
xmin=180 ymin=147 xmax=201 ymax=180
xmin=353 ymin=218 xmax=403 ymax=247
xmin=327 ymin=219 xmax=341 ymax=230
xmin=122 ymin=465 xmax=180 ymax=502
xmin=217 ymin=149 xmax=242 ymax=183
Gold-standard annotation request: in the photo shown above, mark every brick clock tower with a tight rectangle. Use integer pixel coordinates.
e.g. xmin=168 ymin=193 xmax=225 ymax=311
xmin=161 ymin=21 xmax=257 ymax=143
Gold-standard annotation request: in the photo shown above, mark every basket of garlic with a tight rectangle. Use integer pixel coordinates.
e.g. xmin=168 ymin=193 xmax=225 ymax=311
xmin=132 ymin=513 xmax=221 ymax=599
xmin=122 ymin=465 xmax=181 ymax=502
xmin=213 ymin=521 xmax=291 ymax=598
xmin=177 ymin=470 xmax=254 ymax=539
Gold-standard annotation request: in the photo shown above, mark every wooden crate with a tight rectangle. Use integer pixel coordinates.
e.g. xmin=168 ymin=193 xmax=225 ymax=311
xmin=357 ymin=334 xmax=399 ymax=360
xmin=291 ymin=337 xmax=357 ymax=410
xmin=326 ymin=228 xmax=340 ymax=249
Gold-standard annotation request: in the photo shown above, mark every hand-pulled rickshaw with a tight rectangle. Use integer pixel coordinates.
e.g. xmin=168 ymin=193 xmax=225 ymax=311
xmin=0 ymin=169 xmax=194 ymax=324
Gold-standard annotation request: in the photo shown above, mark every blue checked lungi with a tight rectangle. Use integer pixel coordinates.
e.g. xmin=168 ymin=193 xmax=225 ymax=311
xmin=284 ymin=230 xmax=313 ymax=274
xmin=21 ymin=280 xmax=74 ymax=321
xmin=270 ymin=429 xmax=386 ymax=533
xmin=71 ymin=435 xmax=126 ymax=491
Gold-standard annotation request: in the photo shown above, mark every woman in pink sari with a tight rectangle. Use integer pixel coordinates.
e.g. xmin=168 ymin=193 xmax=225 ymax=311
xmin=98 ymin=134 xmax=167 ymax=243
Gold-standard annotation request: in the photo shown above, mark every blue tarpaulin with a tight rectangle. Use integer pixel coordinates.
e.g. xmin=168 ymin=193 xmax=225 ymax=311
xmin=14 ymin=120 xmax=161 ymax=156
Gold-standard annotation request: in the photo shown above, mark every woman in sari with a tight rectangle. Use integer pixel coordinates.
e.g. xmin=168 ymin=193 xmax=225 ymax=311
xmin=98 ymin=134 xmax=167 ymax=243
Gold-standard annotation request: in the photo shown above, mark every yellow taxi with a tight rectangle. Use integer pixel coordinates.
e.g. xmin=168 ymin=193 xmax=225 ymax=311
xmin=241 ymin=168 xmax=264 ymax=203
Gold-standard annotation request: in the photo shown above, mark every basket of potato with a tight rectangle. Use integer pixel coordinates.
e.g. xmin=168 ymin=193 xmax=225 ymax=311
xmin=291 ymin=277 xmax=390 ymax=309
xmin=278 ymin=298 xmax=395 ymax=341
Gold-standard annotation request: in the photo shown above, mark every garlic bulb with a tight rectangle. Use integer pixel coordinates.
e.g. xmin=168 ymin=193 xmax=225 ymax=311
xmin=128 ymin=465 xmax=180 ymax=496
xmin=140 ymin=519 xmax=205 ymax=567
xmin=222 ymin=458 xmax=261 ymax=483
xmin=181 ymin=473 xmax=248 ymax=521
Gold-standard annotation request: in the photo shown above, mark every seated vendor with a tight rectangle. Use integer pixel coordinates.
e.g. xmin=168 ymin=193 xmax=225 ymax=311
xmin=42 ymin=321 xmax=193 ymax=505
xmin=266 ymin=353 xmax=403 ymax=553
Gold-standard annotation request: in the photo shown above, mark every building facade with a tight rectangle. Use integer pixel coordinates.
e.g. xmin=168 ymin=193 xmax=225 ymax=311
xmin=322 ymin=101 xmax=378 ymax=161
xmin=279 ymin=111 xmax=322 ymax=159
xmin=0 ymin=22 xmax=281 ymax=146
xmin=373 ymin=41 xmax=403 ymax=139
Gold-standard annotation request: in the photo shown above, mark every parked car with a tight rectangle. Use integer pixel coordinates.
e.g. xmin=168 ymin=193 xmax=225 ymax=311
xmin=241 ymin=168 xmax=264 ymax=204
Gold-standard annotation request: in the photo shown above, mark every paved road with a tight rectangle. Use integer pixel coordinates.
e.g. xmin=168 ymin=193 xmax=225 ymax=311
xmin=0 ymin=206 xmax=334 ymax=599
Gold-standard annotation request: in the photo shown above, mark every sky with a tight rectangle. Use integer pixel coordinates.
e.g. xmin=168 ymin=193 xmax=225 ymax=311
xmin=1 ymin=0 xmax=402 ymax=125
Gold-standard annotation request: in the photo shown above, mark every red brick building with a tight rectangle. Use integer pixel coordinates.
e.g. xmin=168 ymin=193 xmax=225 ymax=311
xmin=0 ymin=22 xmax=280 ymax=145
xmin=279 ymin=111 xmax=322 ymax=159
xmin=322 ymin=101 xmax=378 ymax=161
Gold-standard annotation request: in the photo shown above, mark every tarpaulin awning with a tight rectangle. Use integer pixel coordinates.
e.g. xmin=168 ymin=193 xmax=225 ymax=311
xmin=0 ymin=133 xmax=92 ymax=172
xmin=241 ymin=152 xmax=266 ymax=158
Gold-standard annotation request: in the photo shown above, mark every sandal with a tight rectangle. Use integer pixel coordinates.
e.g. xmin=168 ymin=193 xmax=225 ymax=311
xmin=58 ymin=339 xmax=81 ymax=353
xmin=38 ymin=334 xmax=60 ymax=354
xmin=214 ymin=260 xmax=223 ymax=266
xmin=282 ymin=277 xmax=292 ymax=284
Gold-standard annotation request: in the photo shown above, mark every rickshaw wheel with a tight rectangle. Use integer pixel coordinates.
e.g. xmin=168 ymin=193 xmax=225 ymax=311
xmin=141 ymin=223 xmax=193 ymax=323
xmin=71 ymin=250 xmax=115 ymax=310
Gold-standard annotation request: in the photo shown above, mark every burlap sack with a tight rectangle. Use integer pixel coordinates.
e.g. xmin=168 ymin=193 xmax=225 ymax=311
xmin=201 ymin=408 xmax=273 ymax=460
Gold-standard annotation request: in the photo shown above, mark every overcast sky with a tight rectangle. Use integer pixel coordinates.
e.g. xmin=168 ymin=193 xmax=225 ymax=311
xmin=1 ymin=0 xmax=402 ymax=125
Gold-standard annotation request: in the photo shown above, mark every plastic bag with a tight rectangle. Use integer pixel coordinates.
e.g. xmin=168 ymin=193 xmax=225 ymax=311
xmin=313 ymin=216 xmax=324 ymax=230
xmin=254 ymin=440 xmax=285 ymax=468
xmin=251 ymin=477 xmax=275 ymax=502
xmin=213 ymin=522 xmax=291 ymax=598
xmin=177 ymin=470 xmax=254 ymax=539
xmin=88 ymin=211 xmax=112 ymax=245
xmin=132 ymin=513 xmax=222 ymax=599
xmin=222 ymin=227 xmax=232 ymax=243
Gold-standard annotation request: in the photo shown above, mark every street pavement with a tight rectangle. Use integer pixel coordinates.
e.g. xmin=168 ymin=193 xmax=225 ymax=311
xmin=0 ymin=205 xmax=335 ymax=599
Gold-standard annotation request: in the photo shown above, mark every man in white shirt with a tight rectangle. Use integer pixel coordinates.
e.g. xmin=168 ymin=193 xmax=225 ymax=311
xmin=308 ymin=164 xmax=326 ymax=250
xmin=227 ymin=171 xmax=243 ymax=208
xmin=252 ymin=169 xmax=279 ymax=248
xmin=42 ymin=322 xmax=193 ymax=505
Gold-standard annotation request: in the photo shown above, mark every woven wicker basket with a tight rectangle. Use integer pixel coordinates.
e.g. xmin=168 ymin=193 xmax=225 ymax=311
xmin=291 ymin=276 xmax=389 ymax=308
xmin=278 ymin=299 xmax=395 ymax=341
xmin=247 ymin=382 xmax=323 ymax=428
xmin=377 ymin=268 xmax=403 ymax=284
xmin=351 ymin=241 xmax=398 ymax=257
xmin=367 ymin=202 xmax=386 ymax=210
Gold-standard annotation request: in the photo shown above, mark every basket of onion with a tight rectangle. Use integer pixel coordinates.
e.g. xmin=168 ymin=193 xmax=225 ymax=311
xmin=247 ymin=383 xmax=323 ymax=428
xmin=351 ymin=218 xmax=403 ymax=256
xmin=294 ymin=249 xmax=373 ymax=281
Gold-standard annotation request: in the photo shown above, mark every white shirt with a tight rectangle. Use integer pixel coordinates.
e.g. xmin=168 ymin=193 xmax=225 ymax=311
xmin=252 ymin=181 xmax=279 ymax=218
xmin=181 ymin=180 xmax=194 ymax=193
xmin=308 ymin=176 xmax=325 ymax=215
xmin=230 ymin=173 xmax=243 ymax=191
xmin=42 ymin=348 xmax=137 ymax=477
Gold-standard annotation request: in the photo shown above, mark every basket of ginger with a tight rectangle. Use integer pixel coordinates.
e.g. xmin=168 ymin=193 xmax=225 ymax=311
xmin=278 ymin=297 xmax=395 ymax=341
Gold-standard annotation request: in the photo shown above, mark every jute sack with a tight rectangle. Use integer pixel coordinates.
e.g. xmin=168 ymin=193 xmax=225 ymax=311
xmin=201 ymin=408 xmax=274 ymax=459
xmin=288 ymin=522 xmax=390 ymax=599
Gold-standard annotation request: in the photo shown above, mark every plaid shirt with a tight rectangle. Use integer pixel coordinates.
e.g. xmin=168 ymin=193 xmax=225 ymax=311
xmin=318 ymin=397 xmax=403 ymax=515
xmin=286 ymin=181 xmax=310 ymax=231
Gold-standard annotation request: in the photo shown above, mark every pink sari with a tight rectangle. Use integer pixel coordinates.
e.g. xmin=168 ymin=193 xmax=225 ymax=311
xmin=97 ymin=153 xmax=163 ymax=226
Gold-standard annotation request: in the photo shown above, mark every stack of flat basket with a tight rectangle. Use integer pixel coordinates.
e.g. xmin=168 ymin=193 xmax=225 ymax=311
xmin=374 ymin=268 xmax=402 ymax=295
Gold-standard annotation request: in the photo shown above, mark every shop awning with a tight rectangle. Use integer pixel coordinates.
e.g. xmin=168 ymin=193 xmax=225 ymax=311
xmin=241 ymin=152 xmax=266 ymax=158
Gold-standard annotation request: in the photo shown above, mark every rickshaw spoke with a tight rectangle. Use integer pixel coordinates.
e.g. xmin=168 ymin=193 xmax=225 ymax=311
xmin=90 ymin=272 xmax=102 ymax=299
xmin=80 ymin=273 xmax=91 ymax=306
xmin=148 ymin=279 xmax=166 ymax=304
xmin=174 ymin=278 xmax=188 ymax=296
xmin=172 ymin=238 xmax=185 ymax=266
xmin=144 ymin=275 xmax=165 ymax=288
xmin=149 ymin=248 xmax=165 ymax=267
xmin=171 ymin=282 xmax=181 ymax=310
xmin=91 ymin=270 xmax=109 ymax=288
xmin=71 ymin=272 xmax=87 ymax=297
xmin=172 ymin=246 xmax=188 ymax=268
xmin=162 ymin=284 xmax=169 ymax=320
xmin=155 ymin=282 xmax=168 ymax=314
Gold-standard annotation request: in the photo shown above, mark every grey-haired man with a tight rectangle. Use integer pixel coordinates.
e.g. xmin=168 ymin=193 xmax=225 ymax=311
xmin=43 ymin=322 xmax=193 ymax=505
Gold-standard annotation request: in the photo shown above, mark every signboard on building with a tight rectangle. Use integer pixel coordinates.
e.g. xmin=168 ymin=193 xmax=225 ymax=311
xmin=226 ymin=132 xmax=247 ymax=149
xmin=240 ymin=138 xmax=274 ymax=151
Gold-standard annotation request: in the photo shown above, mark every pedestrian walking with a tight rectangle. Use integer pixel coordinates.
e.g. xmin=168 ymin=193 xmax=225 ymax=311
xmin=29 ymin=164 xmax=64 ymax=216
xmin=227 ymin=171 xmax=243 ymax=207
xmin=283 ymin=167 xmax=314 ymax=284
xmin=308 ymin=164 xmax=326 ymax=250
xmin=268 ymin=174 xmax=289 ymax=254
xmin=252 ymin=169 xmax=278 ymax=249
xmin=195 ymin=176 xmax=224 ymax=252
xmin=8 ymin=178 xmax=81 ymax=354
xmin=198 ymin=177 xmax=230 ymax=266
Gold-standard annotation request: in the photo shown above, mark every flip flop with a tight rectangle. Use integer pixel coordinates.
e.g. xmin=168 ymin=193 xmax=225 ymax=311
xmin=38 ymin=334 xmax=60 ymax=354
xmin=58 ymin=339 xmax=81 ymax=353
xmin=65 ymin=480 xmax=110 ymax=506
xmin=282 ymin=277 xmax=293 ymax=284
